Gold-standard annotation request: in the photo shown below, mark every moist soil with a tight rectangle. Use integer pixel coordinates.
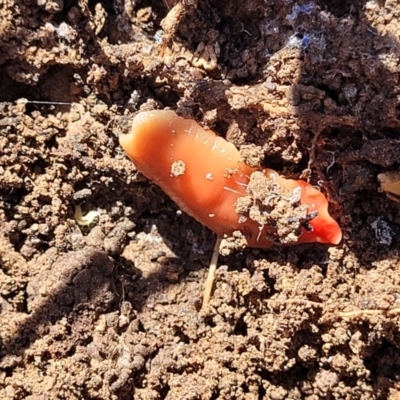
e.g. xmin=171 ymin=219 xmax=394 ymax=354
xmin=1 ymin=0 xmax=400 ymax=399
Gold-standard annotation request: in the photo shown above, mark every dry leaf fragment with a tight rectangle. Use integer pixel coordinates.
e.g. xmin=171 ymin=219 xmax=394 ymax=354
xmin=378 ymin=171 xmax=400 ymax=203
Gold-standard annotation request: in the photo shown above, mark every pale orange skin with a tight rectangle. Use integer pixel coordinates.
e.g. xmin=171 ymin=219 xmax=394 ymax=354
xmin=120 ymin=110 xmax=342 ymax=247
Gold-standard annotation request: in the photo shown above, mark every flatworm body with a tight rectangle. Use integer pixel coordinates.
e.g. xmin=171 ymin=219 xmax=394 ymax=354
xmin=120 ymin=110 xmax=342 ymax=247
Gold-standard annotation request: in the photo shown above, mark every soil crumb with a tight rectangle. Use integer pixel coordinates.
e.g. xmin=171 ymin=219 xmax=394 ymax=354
xmin=234 ymin=171 xmax=310 ymax=244
xmin=170 ymin=160 xmax=186 ymax=177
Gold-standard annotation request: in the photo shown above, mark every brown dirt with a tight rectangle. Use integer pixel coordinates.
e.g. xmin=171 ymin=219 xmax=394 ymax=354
xmin=1 ymin=0 xmax=400 ymax=399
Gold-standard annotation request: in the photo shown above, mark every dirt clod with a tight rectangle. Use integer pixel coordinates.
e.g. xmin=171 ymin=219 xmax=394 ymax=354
xmin=170 ymin=160 xmax=186 ymax=177
xmin=234 ymin=171 xmax=309 ymax=244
